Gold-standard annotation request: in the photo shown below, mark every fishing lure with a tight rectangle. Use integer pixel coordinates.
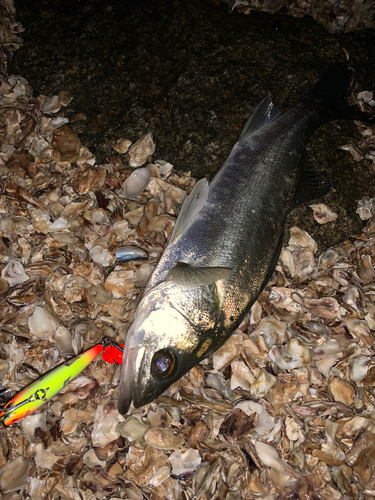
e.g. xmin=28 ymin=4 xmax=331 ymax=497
xmin=0 ymin=338 xmax=123 ymax=427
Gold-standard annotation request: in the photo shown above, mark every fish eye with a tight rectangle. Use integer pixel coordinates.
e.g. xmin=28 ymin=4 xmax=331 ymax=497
xmin=151 ymin=350 xmax=177 ymax=378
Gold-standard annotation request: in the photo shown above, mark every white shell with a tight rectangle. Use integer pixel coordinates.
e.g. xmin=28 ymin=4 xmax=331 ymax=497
xmin=310 ymin=203 xmax=338 ymax=224
xmin=268 ymin=338 xmax=313 ymax=370
xmin=150 ymin=466 xmax=171 ymax=487
xmin=169 ymin=448 xmax=201 ymax=478
xmin=105 ymin=269 xmax=134 ymax=298
xmin=288 ymin=226 xmax=318 ymax=254
xmin=156 ymin=160 xmax=174 ymax=180
xmin=234 ymin=400 xmax=275 ymax=434
xmin=123 ymin=167 xmax=151 ymax=198
xmin=91 ymin=414 xmax=122 ymax=448
xmin=28 ymin=306 xmax=57 ymax=338
xmin=128 ymin=133 xmax=155 ymax=167
xmin=83 ymin=449 xmax=106 ymax=468
xmin=230 ymin=360 xmax=255 ymax=390
xmin=54 ymin=326 xmax=74 ymax=354
xmin=117 ymin=415 xmax=150 ymax=445
xmin=350 ymin=355 xmax=370 ymax=382
xmin=356 ymin=196 xmax=375 ymax=220
xmin=89 ymin=245 xmax=113 ymax=266
xmin=21 ymin=413 xmax=47 ymax=444
xmin=144 ymin=427 xmax=184 ymax=450
xmin=1 ymin=259 xmax=29 ymax=286
xmin=255 ymin=442 xmax=300 ymax=477
xmin=49 ymin=216 xmax=68 ymax=230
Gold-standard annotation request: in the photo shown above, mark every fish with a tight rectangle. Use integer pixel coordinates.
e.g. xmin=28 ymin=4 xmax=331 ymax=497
xmin=118 ymin=64 xmax=373 ymax=414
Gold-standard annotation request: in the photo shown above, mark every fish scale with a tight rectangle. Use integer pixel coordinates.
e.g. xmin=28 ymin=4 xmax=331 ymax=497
xmin=150 ymin=103 xmax=322 ymax=330
xmin=118 ymin=64 xmax=373 ymax=414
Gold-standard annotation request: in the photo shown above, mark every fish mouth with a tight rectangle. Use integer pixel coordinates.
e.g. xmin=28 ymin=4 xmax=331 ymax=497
xmin=117 ymin=345 xmax=146 ymax=415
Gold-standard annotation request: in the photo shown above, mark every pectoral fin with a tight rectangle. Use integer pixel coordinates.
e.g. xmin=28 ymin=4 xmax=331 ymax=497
xmin=169 ymin=178 xmax=209 ymax=243
xmin=167 ymin=262 xmax=232 ymax=287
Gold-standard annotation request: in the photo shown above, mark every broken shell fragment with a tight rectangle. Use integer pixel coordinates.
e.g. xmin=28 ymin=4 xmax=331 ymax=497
xmin=288 ymin=226 xmax=318 ymax=253
xmin=123 ymin=167 xmax=152 ymax=198
xmin=128 ymin=133 xmax=155 ymax=167
xmin=1 ymin=259 xmax=29 ymax=285
xmin=59 ymin=90 xmax=73 ymax=106
xmin=149 ymin=465 xmax=171 ymax=487
xmin=89 ymin=245 xmax=113 ymax=266
xmin=114 ymin=138 xmax=132 ymax=154
xmin=357 ymin=254 xmax=374 ymax=284
xmin=144 ymin=427 xmax=184 ymax=450
xmin=169 ymin=448 xmax=201 ymax=478
xmin=314 ymin=340 xmax=342 ymax=377
xmin=0 ymin=457 xmax=31 ymax=493
xmin=28 ymin=306 xmax=57 ymax=338
xmin=21 ymin=413 xmax=47 ymax=444
xmin=41 ymin=95 xmax=61 ymax=114
xmin=91 ymin=414 xmax=122 ymax=448
xmin=105 ymin=269 xmax=135 ymax=298
xmin=279 ymin=247 xmax=295 ymax=277
xmin=0 ymin=277 xmax=10 ymax=300
xmin=230 ymin=360 xmax=254 ymax=390
xmin=356 ymin=196 xmax=375 ymax=220
xmin=117 ymin=415 xmax=150 ymax=447
xmin=255 ymin=442 xmax=301 ymax=477
xmin=220 ymin=408 xmax=258 ymax=438
xmin=54 ymin=325 xmax=74 ymax=354
xmin=310 ymin=203 xmax=338 ymax=224
xmin=83 ymin=449 xmax=106 ymax=468
xmin=234 ymin=400 xmax=274 ymax=434
xmin=329 ymin=377 xmax=355 ymax=406
xmin=350 ymin=355 xmax=370 ymax=382
xmin=268 ymin=338 xmax=313 ymax=370
xmin=116 ymin=245 xmax=148 ymax=262
xmin=52 ymin=124 xmax=81 ymax=163
xmin=212 ymin=332 xmax=244 ymax=370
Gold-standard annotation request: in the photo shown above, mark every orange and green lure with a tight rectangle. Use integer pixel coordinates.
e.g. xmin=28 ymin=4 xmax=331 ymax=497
xmin=0 ymin=338 xmax=123 ymax=426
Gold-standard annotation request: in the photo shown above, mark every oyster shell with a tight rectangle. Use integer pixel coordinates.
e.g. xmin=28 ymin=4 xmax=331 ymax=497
xmin=310 ymin=203 xmax=338 ymax=224
xmin=1 ymin=259 xmax=29 ymax=285
xmin=28 ymin=306 xmax=57 ymax=338
xmin=114 ymin=138 xmax=132 ymax=154
xmin=128 ymin=133 xmax=155 ymax=167
xmin=123 ymin=167 xmax=152 ymax=198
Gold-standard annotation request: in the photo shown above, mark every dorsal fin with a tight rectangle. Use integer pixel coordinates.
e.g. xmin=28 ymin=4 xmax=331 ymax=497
xmin=169 ymin=178 xmax=209 ymax=243
xmin=239 ymin=92 xmax=281 ymax=141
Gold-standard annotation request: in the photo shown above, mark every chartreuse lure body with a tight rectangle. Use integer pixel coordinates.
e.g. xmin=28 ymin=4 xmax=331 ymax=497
xmin=0 ymin=339 xmax=123 ymax=427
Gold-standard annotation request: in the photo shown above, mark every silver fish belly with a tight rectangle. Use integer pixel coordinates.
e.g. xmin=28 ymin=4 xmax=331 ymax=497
xmin=118 ymin=64 xmax=372 ymax=414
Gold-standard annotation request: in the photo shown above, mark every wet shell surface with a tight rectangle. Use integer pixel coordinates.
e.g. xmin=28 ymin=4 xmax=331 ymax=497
xmin=123 ymin=166 xmax=151 ymax=197
xmin=115 ymin=245 xmax=148 ymax=262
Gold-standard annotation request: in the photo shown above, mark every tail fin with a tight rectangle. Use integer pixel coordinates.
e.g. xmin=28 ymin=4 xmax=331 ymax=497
xmin=304 ymin=63 xmax=374 ymax=123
